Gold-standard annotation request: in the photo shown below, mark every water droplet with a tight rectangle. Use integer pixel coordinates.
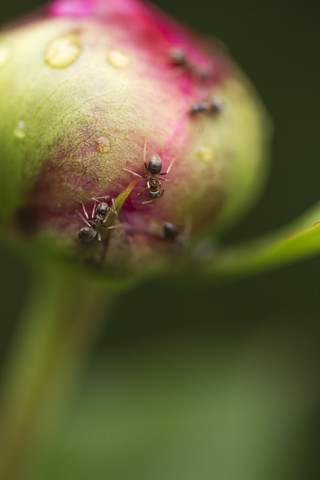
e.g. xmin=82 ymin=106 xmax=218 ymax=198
xmin=0 ymin=44 xmax=10 ymax=67
xmin=44 ymin=34 xmax=82 ymax=69
xmin=106 ymin=50 xmax=130 ymax=69
xmin=198 ymin=145 xmax=215 ymax=163
xmin=95 ymin=137 xmax=111 ymax=154
xmin=13 ymin=121 xmax=27 ymax=139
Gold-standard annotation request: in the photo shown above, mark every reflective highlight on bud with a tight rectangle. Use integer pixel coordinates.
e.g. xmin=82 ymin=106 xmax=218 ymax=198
xmin=0 ymin=0 xmax=270 ymax=279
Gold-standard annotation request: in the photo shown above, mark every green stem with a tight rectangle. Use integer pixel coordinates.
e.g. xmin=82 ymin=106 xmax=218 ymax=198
xmin=0 ymin=264 xmax=115 ymax=480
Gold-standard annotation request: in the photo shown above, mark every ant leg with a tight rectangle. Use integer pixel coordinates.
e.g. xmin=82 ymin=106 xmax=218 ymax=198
xmin=97 ymin=230 xmax=102 ymax=241
xmin=76 ymin=210 xmax=91 ymax=228
xmin=142 ymin=200 xmax=155 ymax=207
xmin=107 ymin=224 xmax=123 ymax=230
xmin=123 ymin=168 xmax=142 ymax=178
xmin=81 ymin=201 xmax=89 ymax=219
xmin=93 ymin=195 xmax=110 ymax=200
xmin=100 ymin=222 xmax=124 ymax=231
xmin=164 ymin=156 xmax=177 ymax=175
xmin=137 ymin=186 xmax=149 ymax=196
xmin=103 ymin=199 xmax=117 ymax=224
xmin=102 ymin=198 xmax=118 ymax=223
xmin=110 ymin=197 xmax=117 ymax=215
xmin=91 ymin=202 xmax=97 ymax=219
xmin=160 ymin=178 xmax=178 ymax=185
xmin=92 ymin=195 xmax=110 ymax=203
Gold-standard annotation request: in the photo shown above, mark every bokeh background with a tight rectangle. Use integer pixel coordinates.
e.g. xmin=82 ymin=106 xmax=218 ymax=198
xmin=1 ymin=0 xmax=320 ymax=478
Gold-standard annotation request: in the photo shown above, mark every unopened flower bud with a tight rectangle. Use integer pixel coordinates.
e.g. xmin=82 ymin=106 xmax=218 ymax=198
xmin=0 ymin=0 xmax=270 ymax=278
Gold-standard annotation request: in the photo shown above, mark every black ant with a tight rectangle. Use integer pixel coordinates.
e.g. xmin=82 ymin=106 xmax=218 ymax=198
xmin=190 ymin=98 xmax=224 ymax=116
xmin=169 ymin=47 xmax=210 ymax=80
xmin=123 ymin=139 xmax=176 ymax=205
xmin=77 ymin=196 xmax=117 ymax=242
xmin=163 ymin=222 xmax=180 ymax=240
xmin=163 ymin=221 xmax=190 ymax=248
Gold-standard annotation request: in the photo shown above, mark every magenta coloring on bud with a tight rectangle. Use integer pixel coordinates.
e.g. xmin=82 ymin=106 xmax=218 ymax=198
xmin=0 ymin=0 xmax=269 ymax=275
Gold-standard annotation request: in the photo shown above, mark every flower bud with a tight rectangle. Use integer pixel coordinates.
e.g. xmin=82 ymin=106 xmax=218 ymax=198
xmin=0 ymin=0 xmax=270 ymax=278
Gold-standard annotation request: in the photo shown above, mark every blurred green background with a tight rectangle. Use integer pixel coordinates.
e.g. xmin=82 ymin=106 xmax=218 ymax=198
xmin=1 ymin=0 xmax=320 ymax=478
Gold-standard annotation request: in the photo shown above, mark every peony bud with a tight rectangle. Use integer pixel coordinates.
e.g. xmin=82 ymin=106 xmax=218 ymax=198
xmin=0 ymin=0 xmax=270 ymax=278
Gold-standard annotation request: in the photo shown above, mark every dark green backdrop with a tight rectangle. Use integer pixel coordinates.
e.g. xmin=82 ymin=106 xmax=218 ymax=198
xmin=1 ymin=1 xmax=320 ymax=479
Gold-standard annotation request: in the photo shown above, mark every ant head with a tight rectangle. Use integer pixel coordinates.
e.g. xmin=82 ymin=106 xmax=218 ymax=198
xmin=169 ymin=48 xmax=187 ymax=65
xmin=211 ymin=98 xmax=224 ymax=114
xmin=96 ymin=202 xmax=109 ymax=216
xmin=148 ymin=155 xmax=162 ymax=174
xmin=78 ymin=226 xmax=97 ymax=242
xmin=190 ymin=102 xmax=205 ymax=115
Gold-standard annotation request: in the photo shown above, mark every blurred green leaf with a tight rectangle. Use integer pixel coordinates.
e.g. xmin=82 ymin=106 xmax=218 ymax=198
xmin=192 ymin=201 xmax=320 ymax=280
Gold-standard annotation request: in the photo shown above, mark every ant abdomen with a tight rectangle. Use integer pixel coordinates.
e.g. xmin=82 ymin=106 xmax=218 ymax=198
xmin=78 ymin=226 xmax=97 ymax=242
xmin=149 ymin=190 xmax=161 ymax=200
xmin=164 ymin=222 xmax=179 ymax=240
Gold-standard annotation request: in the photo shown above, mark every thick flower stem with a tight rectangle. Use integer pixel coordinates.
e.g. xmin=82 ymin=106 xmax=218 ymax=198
xmin=0 ymin=264 xmax=115 ymax=480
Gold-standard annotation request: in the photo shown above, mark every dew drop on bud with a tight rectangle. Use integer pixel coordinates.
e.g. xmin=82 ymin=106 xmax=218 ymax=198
xmin=0 ymin=43 xmax=10 ymax=67
xmin=44 ymin=33 xmax=82 ymax=69
xmin=13 ymin=120 xmax=27 ymax=139
xmin=95 ymin=137 xmax=112 ymax=154
xmin=106 ymin=49 xmax=131 ymax=69
xmin=198 ymin=144 xmax=215 ymax=163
